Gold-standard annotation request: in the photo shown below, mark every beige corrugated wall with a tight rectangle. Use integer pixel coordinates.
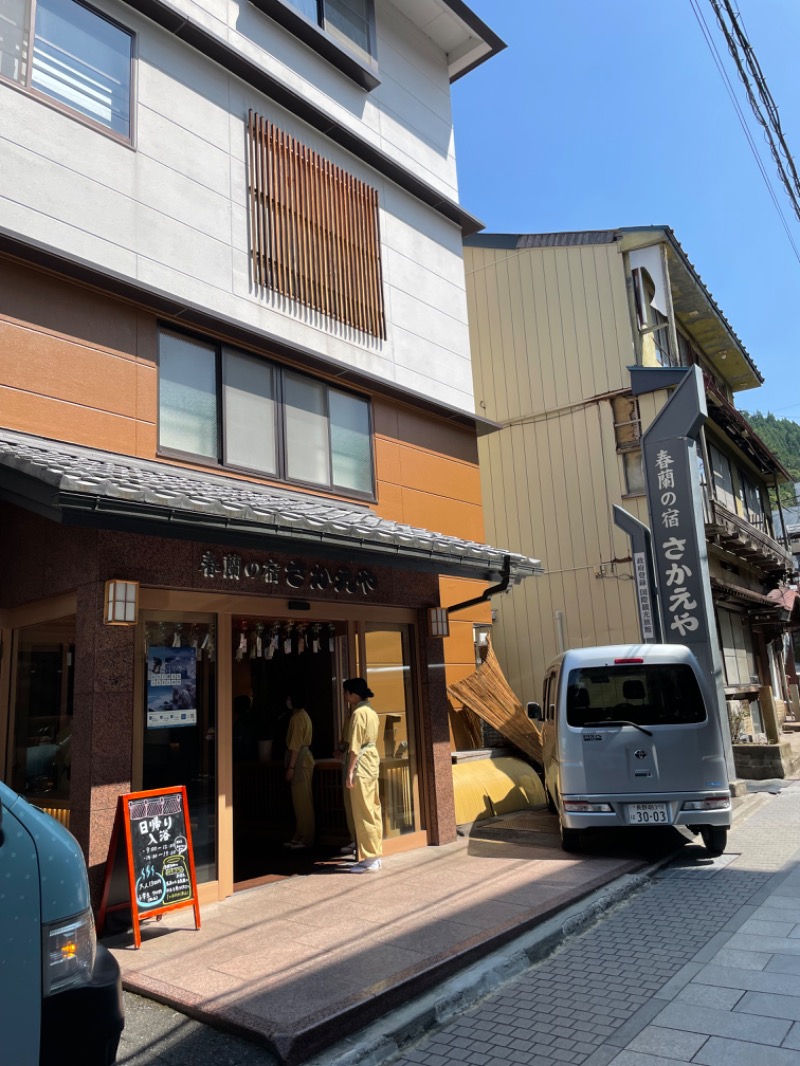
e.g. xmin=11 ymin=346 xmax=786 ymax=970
xmin=465 ymin=241 xmax=653 ymax=706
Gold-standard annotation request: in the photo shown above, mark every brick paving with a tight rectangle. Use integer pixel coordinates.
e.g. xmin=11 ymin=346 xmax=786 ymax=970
xmin=388 ymin=782 xmax=800 ymax=1066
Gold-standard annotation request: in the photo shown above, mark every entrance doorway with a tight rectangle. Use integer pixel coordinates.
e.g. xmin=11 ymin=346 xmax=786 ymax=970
xmin=230 ymin=616 xmax=350 ymax=885
xmin=230 ymin=616 xmax=424 ymax=886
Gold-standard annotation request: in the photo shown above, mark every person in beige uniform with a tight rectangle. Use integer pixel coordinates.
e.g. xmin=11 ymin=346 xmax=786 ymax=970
xmin=343 ymin=677 xmax=382 ymax=872
xmin=338 ymin=705 xmax=357 ymax=858
xmin=284 ymin=690 xmax=315 ymax=849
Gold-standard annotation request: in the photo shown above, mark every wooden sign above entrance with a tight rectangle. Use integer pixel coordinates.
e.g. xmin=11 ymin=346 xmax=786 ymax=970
xmin=199 ymin=552 xmax=377 ymax=595
xmin=97 ymin=786 xmax=201 ymax=949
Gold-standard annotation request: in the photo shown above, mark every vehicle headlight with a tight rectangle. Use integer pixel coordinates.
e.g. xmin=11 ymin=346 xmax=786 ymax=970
xmin=43 ymin=908 xmax=96 ymax=996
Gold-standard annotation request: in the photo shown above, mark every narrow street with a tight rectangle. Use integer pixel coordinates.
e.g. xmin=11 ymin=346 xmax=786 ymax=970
xmin=386 ymin=780 xmax=800 ymax=1066
xmin=117 ymin=779 xmax=800 ymax=1066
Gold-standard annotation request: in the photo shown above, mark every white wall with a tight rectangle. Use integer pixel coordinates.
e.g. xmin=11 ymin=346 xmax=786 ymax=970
xmin=0 ymin=0 xmax=475 ymax=412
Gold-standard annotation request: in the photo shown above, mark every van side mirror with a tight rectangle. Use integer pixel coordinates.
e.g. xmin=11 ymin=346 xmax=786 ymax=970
xmin=527 ymin=701 xmax=543 ymax=721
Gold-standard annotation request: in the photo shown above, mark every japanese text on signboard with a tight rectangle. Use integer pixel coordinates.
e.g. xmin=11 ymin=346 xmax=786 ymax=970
xmin=199 ymin=553 xmax=377 ymax=595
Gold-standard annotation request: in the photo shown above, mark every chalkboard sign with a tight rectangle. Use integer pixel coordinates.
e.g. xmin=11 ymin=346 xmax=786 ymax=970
xmin=97 ymin=786 xmax=201 ymax=948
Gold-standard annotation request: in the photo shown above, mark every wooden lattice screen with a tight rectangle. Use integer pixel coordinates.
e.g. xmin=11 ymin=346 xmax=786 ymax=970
xmin=248 ymin=112 xmax=386 ymax=339
xmin=447 ymin=641 xmax=543 ymax=765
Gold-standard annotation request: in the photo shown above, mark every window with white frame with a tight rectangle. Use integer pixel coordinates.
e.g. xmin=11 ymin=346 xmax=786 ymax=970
xmin=158 ymin=330 xmax=375 ymax=498
xmin=0 ymin=0 xmax=133 ymax=138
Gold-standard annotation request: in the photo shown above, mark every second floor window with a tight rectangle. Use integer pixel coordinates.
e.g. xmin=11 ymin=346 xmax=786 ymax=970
xmin=0 ymin=0 xmax=133 ymax=138
xmin=158 ymin=331 xmax=374 ymax=498
xmin=286 ymin=0 xmax=372 ymax=58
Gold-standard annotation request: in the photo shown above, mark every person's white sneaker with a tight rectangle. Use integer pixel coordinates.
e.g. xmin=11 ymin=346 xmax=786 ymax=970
xmin=348 ymin=857 xmax=382 ymax=873
xmin=339 ymin=842 xmax=356 ymax=855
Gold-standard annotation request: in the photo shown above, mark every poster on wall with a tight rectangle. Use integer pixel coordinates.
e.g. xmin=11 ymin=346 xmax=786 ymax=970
xmin=146 ymin=646 xmax=197 ymax=729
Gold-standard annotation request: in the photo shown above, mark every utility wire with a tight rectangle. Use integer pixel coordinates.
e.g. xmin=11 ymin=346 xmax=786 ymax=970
xmin=689 ymin=0 xmax=800 ymax=264
xmin=708 ymin=0 xmax=800 ymax=227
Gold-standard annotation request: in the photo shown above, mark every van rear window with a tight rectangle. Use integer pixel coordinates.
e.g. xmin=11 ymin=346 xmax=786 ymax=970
xmin=565 ymin=664 xmax=706 ymax=727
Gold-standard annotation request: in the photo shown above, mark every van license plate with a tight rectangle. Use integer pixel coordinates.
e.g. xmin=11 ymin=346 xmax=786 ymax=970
xmin=627 ymin=803 xmax=668 ymax=825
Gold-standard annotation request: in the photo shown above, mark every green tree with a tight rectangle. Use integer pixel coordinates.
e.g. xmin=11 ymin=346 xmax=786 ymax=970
xmin=741 ymin=411 xmax=800 ymax=506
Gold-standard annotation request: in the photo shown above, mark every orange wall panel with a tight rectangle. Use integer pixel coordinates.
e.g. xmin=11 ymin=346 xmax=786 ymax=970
xmin=397 ymin=446 xmax=482 ymax=506
xmin=0 ymin=321 xmax=139 ymax=418
xmin=399 ymin=488 xmax=485 ymax=542
xmin=0 ymin=388 xmax=138 ymax=453
xmin=374 ymin=435 xmax=402 ymax=485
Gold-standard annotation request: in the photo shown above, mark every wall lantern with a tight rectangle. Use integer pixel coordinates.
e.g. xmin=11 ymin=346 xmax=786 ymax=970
xmin=104 ymin=579 xmax=140 ymax=625
xmin=428 ymin=607 xmax=450 ymax=639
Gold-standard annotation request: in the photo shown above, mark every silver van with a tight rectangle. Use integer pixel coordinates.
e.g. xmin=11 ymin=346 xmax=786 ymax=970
xmin=527 ymin=644 xmax=731 ymax=856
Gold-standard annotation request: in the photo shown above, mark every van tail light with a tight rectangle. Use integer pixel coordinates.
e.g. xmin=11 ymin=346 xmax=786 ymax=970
xmin=681 ymin=795 xmax=731 ymax=812
xmin=563 ymin=800 xmax=613 ymax=813
xmin=614 ymin=657 xmax=644 ymax=664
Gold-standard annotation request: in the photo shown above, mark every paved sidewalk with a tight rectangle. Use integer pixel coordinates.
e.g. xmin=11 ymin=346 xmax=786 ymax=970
xmin=380 ymin=779 xmax=800 ymax=1066
xmin=106 ymin=820 xmax=650 ymax=1064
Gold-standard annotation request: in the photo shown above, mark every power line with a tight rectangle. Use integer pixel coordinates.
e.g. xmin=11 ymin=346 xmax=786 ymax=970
xmin=688 ymin=0 xmax=800 ymax=264
xmin=713 ymin=0 xmax=800 ymax=217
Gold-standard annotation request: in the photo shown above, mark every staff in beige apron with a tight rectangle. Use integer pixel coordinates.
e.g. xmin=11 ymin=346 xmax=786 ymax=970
xmin=284 ymin=690 xmax=315 ymax=849
xmin=343 ymin=677 xmax=382 ymax=873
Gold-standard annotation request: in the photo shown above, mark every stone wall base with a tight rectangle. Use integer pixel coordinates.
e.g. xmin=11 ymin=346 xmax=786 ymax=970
xmin=733 ymin=741 xmax=800 ymax=780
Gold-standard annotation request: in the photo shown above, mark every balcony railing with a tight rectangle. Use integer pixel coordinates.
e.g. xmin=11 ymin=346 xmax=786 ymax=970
xmin=705 ymin=499 xmax=794 ymax=573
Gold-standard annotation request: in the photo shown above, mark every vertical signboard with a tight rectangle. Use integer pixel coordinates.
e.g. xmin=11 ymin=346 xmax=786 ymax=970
xmin=637 ymin=365 xmax=734 ymax=778
xmin=98 ymin=785 xmax=201 ymax=948
xmin=613 ymin=505 xmax=661 ymax=642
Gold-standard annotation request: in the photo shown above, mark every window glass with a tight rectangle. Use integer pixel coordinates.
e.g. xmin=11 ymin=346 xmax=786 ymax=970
xmin=31 ymin=0 xmax=132 ymax=136
xmin=159 ymin=332 xmax=219 ymax=460
xmin=0 ymin=0 xmax=29 ymax=81
xmin=286 ymin=0 xmax=318 ymax=21
xmin=329 ymin=388 xmax=371 ymax=493
xmin=325 ymin=0 xmax=370 ymax=55
xmin=709 ymin=443 xmax=736 ymax=512
xmin=222 ymin=349 xmax=277 ymax=475
xmin=143 ymin=615 xmax=217 ymax=883
xmin=362 ymin=624 xmax=419 ymax=839
xmin=10 ymin=617 xmax=75 ymax=811
xmin=565 ymin=664 xmax=706 ymax=727
xmin=623 ymin=450 xmax=645 ymax=494
xmin=284 ymin=372 xmax=330 ymax=485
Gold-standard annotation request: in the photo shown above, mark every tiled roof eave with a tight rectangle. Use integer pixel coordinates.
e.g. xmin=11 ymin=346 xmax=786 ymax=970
xmin=0 ymin=430 xmax=543 ymax=583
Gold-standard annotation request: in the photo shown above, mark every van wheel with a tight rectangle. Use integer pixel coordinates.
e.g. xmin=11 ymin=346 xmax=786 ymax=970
xmin=560 ymin=825 xmax=581 ymax=852
xmin=700 ymin=826 xmax=727 ymax=858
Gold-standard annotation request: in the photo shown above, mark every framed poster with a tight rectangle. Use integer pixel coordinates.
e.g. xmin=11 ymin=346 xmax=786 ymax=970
xmin=146 ymin=646 xmax=197 ymax=729
xmin=97 ymin=786 xmax=201 ymax=949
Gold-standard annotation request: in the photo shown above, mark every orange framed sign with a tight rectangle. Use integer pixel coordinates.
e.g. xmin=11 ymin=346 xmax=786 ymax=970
xmin=98 ymin=786 xmax=201 ymax=948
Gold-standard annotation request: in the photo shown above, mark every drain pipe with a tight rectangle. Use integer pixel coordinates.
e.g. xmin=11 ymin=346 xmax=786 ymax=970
xmin=446 ymin=556 xmax=512 ymax=615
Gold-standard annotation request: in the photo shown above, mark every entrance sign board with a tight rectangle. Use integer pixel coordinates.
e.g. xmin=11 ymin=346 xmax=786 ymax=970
xmin=633 ymin=365 xmax=734 ymax=778
xmin=97 ymin=786 xmax=201 ymax=949
xmin=613 ymin=505 xmax=661 ymax=642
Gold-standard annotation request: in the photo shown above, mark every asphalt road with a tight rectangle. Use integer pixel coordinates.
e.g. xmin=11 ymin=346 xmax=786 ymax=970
xmin=116 ymin=993 xmax=278 ymax=1066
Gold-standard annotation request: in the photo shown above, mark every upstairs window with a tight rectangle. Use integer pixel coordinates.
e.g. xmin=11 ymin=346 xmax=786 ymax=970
xmin=285 ymin=0 xmax=373 ymax=59
xmin=0 ymin=0 xmax=133 ymax=139
xmin=632 ymin=267 xmax=674 ymax=367
xmin=158 ymin=330 xmax=375 ymax=498
xmin=248 ymin=113 xmax=386 ymax=340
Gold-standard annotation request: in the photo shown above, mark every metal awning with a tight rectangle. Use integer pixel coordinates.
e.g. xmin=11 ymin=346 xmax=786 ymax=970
xmin=0 ymin=430 xmax=543 ymax=584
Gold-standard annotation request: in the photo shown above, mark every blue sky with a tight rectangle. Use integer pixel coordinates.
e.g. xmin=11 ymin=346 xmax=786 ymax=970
xmin=451 ymin=1 xmax=798 ymax=421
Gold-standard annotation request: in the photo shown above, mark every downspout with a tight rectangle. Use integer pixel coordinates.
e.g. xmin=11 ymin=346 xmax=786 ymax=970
xmin=446 ymin=556 xmax=512 ymax=615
